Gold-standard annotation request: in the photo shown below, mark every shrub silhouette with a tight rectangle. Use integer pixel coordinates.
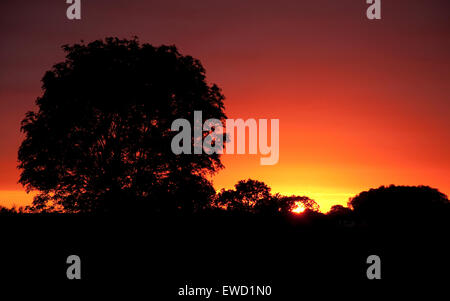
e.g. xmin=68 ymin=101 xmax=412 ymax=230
xmin=18 ymin=37 xmax=226 ymax=214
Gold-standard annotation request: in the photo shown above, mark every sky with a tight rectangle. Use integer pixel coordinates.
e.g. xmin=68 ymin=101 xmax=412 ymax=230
xmin=0 ymin=0 xmax=449 ymax=212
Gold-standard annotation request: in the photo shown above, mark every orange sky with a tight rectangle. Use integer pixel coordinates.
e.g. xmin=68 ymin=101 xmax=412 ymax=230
xmin=0 ymin=0 xmax=449 ymax=212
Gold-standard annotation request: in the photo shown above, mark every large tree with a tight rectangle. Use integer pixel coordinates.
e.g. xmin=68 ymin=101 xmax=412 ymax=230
xmin=18 ymin=37 xmax=226 ymax=214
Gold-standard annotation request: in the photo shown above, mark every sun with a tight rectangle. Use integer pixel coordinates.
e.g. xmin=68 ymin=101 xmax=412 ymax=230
xmin=291 ymin=201 xmax=306 ymax=214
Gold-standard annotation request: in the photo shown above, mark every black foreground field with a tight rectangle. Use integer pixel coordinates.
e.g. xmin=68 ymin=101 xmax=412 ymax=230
xmin=0 ymin=214 xmax=448 ymax=297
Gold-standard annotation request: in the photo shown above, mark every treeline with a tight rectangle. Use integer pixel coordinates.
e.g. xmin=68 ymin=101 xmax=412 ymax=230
xmin=2 ymin=181 xmax=449 ymax=229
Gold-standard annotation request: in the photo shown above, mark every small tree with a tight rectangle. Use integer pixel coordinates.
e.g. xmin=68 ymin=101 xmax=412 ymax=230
xmin=214 ymin=179 xmax=320 ymax=215
xmin=215 ymin=180 xmax=273 ymax=213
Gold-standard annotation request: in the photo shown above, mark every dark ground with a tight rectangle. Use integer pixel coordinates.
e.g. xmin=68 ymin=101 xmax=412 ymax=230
xmin=0 ymin=215 xmax=448 ymax=297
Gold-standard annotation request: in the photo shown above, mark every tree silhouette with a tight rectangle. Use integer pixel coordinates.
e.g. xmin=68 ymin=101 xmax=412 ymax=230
xmin=214 ymin=179 xmax=319 ymax=215
xmin=278 ymin=195 xmax=320 ymax=213
xmin=18 ymin=37 xmax=226 ymax=214
xmin=348 ymin=185 xmax=450 ymax=226
xmin=215 ymin=179 xmax=273 ymax=214
xmin=328 ymin=204 xmax=352 ymax=216
xmin=326 ymin=204 xmax=354 ymax=227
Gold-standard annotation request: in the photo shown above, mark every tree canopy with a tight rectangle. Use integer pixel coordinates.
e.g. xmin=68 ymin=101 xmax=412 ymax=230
xmin=348 ymin=185 xmax=450 ymax=225
xmin=18 ymin=37 xmax=226 ymax=214
xmin=214 ymin=179 xmax=320 ymax=215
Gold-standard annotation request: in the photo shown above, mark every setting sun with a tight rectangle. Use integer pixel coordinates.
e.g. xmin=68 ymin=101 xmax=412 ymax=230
xmin=291 ymin=202 xmax=306 ymax=214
